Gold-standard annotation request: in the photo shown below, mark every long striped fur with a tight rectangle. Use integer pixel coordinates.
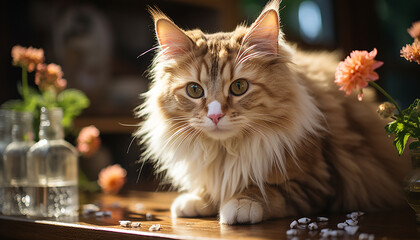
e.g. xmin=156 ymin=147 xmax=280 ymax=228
xmin=135 ymin=0 xmax=410 ymax=224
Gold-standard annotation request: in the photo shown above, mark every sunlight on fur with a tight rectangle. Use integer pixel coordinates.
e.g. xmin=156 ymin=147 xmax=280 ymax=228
xmin=135 ymin=0 xmax=410 ymax=225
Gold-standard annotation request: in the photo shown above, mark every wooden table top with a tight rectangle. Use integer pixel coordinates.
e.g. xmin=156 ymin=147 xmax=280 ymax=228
xmin=0 ymin=190 xmax=419 ymax=240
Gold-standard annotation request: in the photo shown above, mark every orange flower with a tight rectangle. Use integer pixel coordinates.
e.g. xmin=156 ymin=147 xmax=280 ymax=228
xmin=401 ymin=42 xmax=420 ymax=65
xmin=408 ymin=21 xmax=420 ymax=40
xmin=98 ymin=164 xmax=127 ymax=194
xmin=77 ymin=125 xmax=101 ymax=158
xmin=11 ymin=45 xmax=44 ymax=72
xmin=35 ymin=63 xmax=67 ymax=92
xmin=335 ymin=48 xmax=383 ymax=101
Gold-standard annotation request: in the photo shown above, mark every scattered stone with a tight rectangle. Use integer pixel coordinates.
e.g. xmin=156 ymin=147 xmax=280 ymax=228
xmin=347 ymin=211 xmax=365 ymax=220
xmin=103 ymin=211 xmax=112 ymax=217
xmin=308 ymin=222 xmax=318 ymax=230
xmin=131 ymin=222 xmax=141 ymax=228
xmin=146 ymin=212 xmax=153 ymax=220
xmin=344 ymin=225 xmax=359 ymax=235
xmin=337 ymin=222 xmax=348 ymax=229
xmin=346 ymin=219 xmax=359 ymax=226
xmin=149 ymin=224 xmax=161 ymax=231
xmin=297 ymin=217 xmax=311 ymax=224
xmin=119 ymin=220 xmax=132 ymax=228
xmin=95 ymin=211 xmax=104 ymax=217
xmin=289 ymin=220 xmax=298 ymax=229
xmin=83 ymin=203 xmax=100 ymax=211
xmin=82 ymin=204 xmax=100 ymax=215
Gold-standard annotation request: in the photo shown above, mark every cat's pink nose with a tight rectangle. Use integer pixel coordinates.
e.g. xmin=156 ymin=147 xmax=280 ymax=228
xmin=208 ymin=113 xmax=224 ymax=125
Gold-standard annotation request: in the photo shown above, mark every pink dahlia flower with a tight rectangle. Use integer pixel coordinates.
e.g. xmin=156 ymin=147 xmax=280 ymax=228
xmin=401 ymin=42 xmax=420 ymax=65
xmin=98 ymin=164 xmax=127 ymax=194
xmin=77 ymin=125 xmax=101 ymax=158
xmin=335 ymin=48 xmax=383 ymax=101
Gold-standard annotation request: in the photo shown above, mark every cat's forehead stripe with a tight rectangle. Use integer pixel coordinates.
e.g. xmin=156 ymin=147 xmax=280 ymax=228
xmin=210 ymin=55 xmax=219 ymax=82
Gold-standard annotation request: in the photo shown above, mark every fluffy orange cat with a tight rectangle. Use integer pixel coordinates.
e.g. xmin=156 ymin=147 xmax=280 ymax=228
xmin=136 ymin=0 xmax=410 ymax=224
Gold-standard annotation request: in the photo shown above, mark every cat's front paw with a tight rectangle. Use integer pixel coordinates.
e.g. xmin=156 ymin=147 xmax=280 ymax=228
xmin=219 ymin=198 xmax=264 ymax=225
xmin=171 ymin=193 xmax=217 ymax=218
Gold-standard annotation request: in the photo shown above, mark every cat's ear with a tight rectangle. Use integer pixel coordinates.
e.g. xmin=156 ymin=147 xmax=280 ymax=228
xmin=243 ymin=0 xmax=281 ymax=54
xmin=149 ymin=8 xmax=193 ymax=58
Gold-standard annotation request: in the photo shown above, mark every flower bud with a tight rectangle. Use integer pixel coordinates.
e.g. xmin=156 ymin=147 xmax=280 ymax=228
xmin=377 ymin=102 xmax=396 ymax=119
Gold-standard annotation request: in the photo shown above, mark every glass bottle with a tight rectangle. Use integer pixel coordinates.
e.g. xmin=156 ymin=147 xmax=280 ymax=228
xmin=0 ymin=110 xmax=12 ymax=213
xmin=403 ymin=147 xmax=420 ymax=223
xmin=27 ymin=107 xmax=78 ymax=217
xmin=2 ymin=111 xmax=34 ymax=215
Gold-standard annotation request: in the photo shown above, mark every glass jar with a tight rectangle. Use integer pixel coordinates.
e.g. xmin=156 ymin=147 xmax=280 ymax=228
xmin=403 ymin=147 xmax=420 ymax=223
xmin=27 ymin=107 xmax=78 ymax=217
xmin=0 ymin=110 xmax=12 ymax=213
xmin=2 ymin=111 xmax=34 ymax=215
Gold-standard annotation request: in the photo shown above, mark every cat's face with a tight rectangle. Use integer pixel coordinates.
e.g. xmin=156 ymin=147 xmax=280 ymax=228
xmin=149 ymin=3 xmax=296 ymax=141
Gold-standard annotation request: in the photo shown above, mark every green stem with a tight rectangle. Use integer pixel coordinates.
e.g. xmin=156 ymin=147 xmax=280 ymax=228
xmin=21 ymin=66 xmax=28 ymax=103
xmin=368 ymin=81 xmax=402 ymax=115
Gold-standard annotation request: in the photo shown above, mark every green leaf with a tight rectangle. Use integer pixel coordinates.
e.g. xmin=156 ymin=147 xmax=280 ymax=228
xmin=57 ymin=89 xmax=90 ymax=128
xmin=394 ymin=130 xmax=410 ymax=155
xmin=385 ymin=120 xmax=398 ymax=135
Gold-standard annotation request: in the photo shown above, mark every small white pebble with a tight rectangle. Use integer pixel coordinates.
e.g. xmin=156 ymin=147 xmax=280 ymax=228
xmin=289 ymin=220 xmax=298 ymax=229
xmin=346 ymin=219 xmax=359 ymax=226
xmin=298 ymin=217 xmax=311 ymax=224
xmin=149 ymin=224 xmax=161 ymax=231
xmin=83 ymin=209 xmax=94 ymax=215
xmin=321 ymin=228 xmax=331 ymax=233
xmin=103 ymin=211 xmax=112 ymax=217
xmin=286 ymin=229 xmax=298 ymax=236
xmin=353 ymin=211 xmax=365 ymax=217
xmin=131 ymin=222 xmax=141 ymax=228
xmin=146 ymin=212 xmax=153 ymax=220
xmin=344 ymin=225 xmax=359 ymax=235
xmin=347 ymin=211 xmax=365 ymax=220
xmin=95 ymin=211 xmax=104 ymax=217
xmin=119 ymin=220 xmax=132 ymax=227
xmin=308 ymin=222 xmax=318 ymax=230
xmin=337 ymin=222 xmax=348 ymax=229
xmin=317 ymin=216 xmax=328 ymax=222
xmin=83 ymin=204 xmax=100 ymax=212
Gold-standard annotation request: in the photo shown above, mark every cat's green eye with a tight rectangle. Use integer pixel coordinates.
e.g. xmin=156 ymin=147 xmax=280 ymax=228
xmin=230 ymin=78 xmax=249 ymax=96
xmin=186 ymin=82 xmax=204 ymax=98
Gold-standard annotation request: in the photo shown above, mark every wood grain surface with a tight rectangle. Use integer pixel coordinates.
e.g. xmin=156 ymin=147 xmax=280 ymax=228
xmin=0 ymin=191 xmax=419 ymax=240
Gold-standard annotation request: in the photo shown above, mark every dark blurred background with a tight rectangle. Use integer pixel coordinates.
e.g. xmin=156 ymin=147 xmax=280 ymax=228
xmin=0 ymin=0 xmax=419 ymax=191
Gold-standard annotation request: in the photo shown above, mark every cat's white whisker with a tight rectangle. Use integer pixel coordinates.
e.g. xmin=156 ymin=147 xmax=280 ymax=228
xmin=234 ymin=45 xmax=256 ymax=68
xmin=138 ymin=45 xmax=161 ymax=58
xmin=160 ymin=124 xmax=191 ymax=151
